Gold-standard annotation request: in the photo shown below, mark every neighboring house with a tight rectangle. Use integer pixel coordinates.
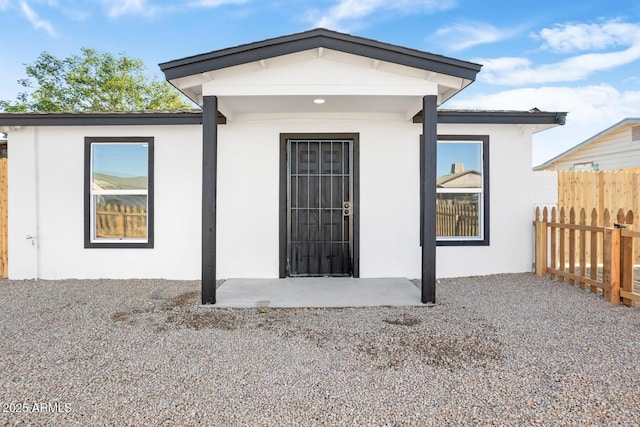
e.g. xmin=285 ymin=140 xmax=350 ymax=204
xmin=437 ymin=165 xmax=482 ymax=188
xmin=0 ymin=28 xmax=565 ymax=303
xmin=534 ymin=118 xmax=640 ymax=171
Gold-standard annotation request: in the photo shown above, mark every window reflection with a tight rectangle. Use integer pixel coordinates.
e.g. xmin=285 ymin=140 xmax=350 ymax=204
xmin=436 ymin=140 xmax=483 ymax=239
xmin=89 ymin=142 xmax=150 ymax=242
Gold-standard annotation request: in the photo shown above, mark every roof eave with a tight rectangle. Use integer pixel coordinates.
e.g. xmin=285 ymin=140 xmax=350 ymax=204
xmin=159 ymin=28 xmax=482 ymax=82
xmin=414 ymin=110 xmax=568 ymax=125
xmin=0 ymin=109 xmax=569 ymax=128
xmin=0 ymin=110 xmax=225 ymax=127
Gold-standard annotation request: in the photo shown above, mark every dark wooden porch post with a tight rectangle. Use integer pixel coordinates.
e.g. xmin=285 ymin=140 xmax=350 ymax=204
xmin=202 ymin=95 xmax=218 ymax=304
xmin=422 ymin=95 xmax=437 ymax=303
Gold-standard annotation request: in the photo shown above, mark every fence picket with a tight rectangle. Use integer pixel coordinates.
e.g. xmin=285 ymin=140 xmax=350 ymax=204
xmin=603 ymin=209 xmax=611 ymax=227
xmin=569 ymin=208 xmax=576 ymax=285
xmin=590 ymin=208 xmax=599 ymax=293
xmin=579 ymin=208 xmax=586 ymax=290
xmin=550 ymin=207 xmax=557 ymax=280
xmin=603 ymin=225 xmax=620 ymax=304
xmin=620 ymin=211 xmax=634 ymax=307
xmin=559 ymin=207 xmax=566 ymax=283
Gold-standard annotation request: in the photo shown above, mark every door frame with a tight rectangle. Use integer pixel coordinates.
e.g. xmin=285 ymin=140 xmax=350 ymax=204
xmin=279 ymin=133 xmax=359 ymax=278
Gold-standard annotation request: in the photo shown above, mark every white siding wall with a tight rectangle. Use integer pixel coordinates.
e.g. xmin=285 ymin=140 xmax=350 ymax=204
xmin=545 ymin=125 xmax=640 ymax=171
xmin=8 ymin=117 xmax=538 ymax=280
xmin=532 ymin=171 xmax=558 ymax=208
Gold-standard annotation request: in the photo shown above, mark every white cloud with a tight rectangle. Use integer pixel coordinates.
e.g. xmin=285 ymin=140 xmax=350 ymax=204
xmin=435 ymin=22 xmax=518 ymax=52
xmin=63 ymin=8 xmax=90 ymax=21
xmin=449 ymin=85 xmax=638 ymax=121
xmin=307 ymin=0 xmax=456 ymax=31
xmin=447 ymin=85 xmax=640 ymax=164
xmin=20 ymin=0 xmax=57 ymax=37
xmin=476 ymin=20 xmax=640 ymax=86
xmin=539 ymin=20 xmax=639 ymax=53
xmin=102 ymin=0 xmax=151 ymax=18
xmin=100 ymin=0 xmax=248 ymax=18
xmin=188 ymin=0 xmax=248 ymax=7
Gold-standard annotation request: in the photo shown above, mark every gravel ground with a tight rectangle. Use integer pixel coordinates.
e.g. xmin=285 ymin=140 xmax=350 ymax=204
xmin=1 ymin=273 xmax=639 ymax=426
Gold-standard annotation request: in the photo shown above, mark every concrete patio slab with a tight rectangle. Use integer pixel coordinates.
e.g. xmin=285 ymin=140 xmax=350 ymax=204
xmin=213 ymin=277 xmax=425 ymax=308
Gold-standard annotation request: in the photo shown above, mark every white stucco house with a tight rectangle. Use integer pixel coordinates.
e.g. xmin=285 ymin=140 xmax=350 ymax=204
xmin=0 ymin=29 xmax=566 ymax=303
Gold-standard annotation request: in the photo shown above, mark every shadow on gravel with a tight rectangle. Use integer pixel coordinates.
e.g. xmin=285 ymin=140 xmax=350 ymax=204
xmin=164 ymin=291 xmax=200 ymax=309
xmin=383 ymin=314 xmax=421 ymax=326
xmin=111 ymin=291 xmax=503 ymax=371
xmin=112 ymin=290 xmax=246 ymax=331
xmin=165 ymin=310 xmax=245 ymax=331
xmin=356 ymin=331 xmax=502 ymax=370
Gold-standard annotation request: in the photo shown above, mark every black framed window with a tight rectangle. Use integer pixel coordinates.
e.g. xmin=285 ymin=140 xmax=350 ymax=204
xmin=421 ymin=135 xmax=489 ymax=246
xmin=84 ymin=137 xmax=154 ymax=248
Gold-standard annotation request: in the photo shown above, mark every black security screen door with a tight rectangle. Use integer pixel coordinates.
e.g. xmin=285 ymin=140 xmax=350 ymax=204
xmin=287 ymin=139 xmax=353 ymax=276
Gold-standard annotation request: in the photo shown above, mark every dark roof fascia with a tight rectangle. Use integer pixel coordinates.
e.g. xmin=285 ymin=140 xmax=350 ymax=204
xmin=413 ymin=110 xmax=567 ymax=125
xmin=0 ymin=109 xmax=567 ymax=128
xmin=0 ymin=111 xmax=226 ymax=126
xmin=533 ymin=117 xmax=640 ymax=170
xmin=160 ymin=28 xmax=482 ymax=82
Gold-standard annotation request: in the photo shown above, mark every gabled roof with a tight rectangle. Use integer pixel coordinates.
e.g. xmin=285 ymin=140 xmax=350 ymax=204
xmin=534 ymin=117 xmax=640 ymax=170
xmin=437 ymin=170 xmax=481 ymax=187
xmin=160 ymin=28 xmax=482 ymax=82
xmin=160 ymin=28 xmax=484 ymax=112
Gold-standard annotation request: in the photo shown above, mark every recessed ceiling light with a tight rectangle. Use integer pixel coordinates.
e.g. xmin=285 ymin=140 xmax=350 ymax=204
xmin=313 ymin=98 xmax=326 ymax=104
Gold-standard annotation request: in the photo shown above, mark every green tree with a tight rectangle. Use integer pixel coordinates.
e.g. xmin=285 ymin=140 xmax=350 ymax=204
xmin=0 ymin=48 xmax=194 ymax=112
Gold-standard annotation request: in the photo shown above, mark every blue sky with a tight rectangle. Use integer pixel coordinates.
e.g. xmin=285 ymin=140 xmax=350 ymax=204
xmin=437 ymin=141 xmax=480 ymax=178
xmin=1 ymin=0 xmax=640 ymax=165
xmin=93 ymin=143 xmax=147 ymax=178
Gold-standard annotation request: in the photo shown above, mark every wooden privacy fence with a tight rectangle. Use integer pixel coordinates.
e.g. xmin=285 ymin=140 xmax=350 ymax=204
xmin=558 ymin=170 xmax=640 ymax=264
xmin=96 ymin=204 xmax=147 ymax=239
xmin=559 ymin=169 xmax=640 ymax=218
xmin=436 ymin=202 xmax=478 ymax=237
xmin=534 ymin=206 xmax=640 ymax=306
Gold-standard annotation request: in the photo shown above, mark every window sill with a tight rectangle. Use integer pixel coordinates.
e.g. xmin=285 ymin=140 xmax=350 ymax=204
xmin=85 ymin=241 xmax=153 ymax=249
xmin=436 ymin=239 xmax=489 ymax=247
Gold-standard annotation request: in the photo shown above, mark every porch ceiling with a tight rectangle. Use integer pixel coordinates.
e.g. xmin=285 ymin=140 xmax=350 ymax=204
xmin=216 ymin=95 xmax=425 ymax=121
